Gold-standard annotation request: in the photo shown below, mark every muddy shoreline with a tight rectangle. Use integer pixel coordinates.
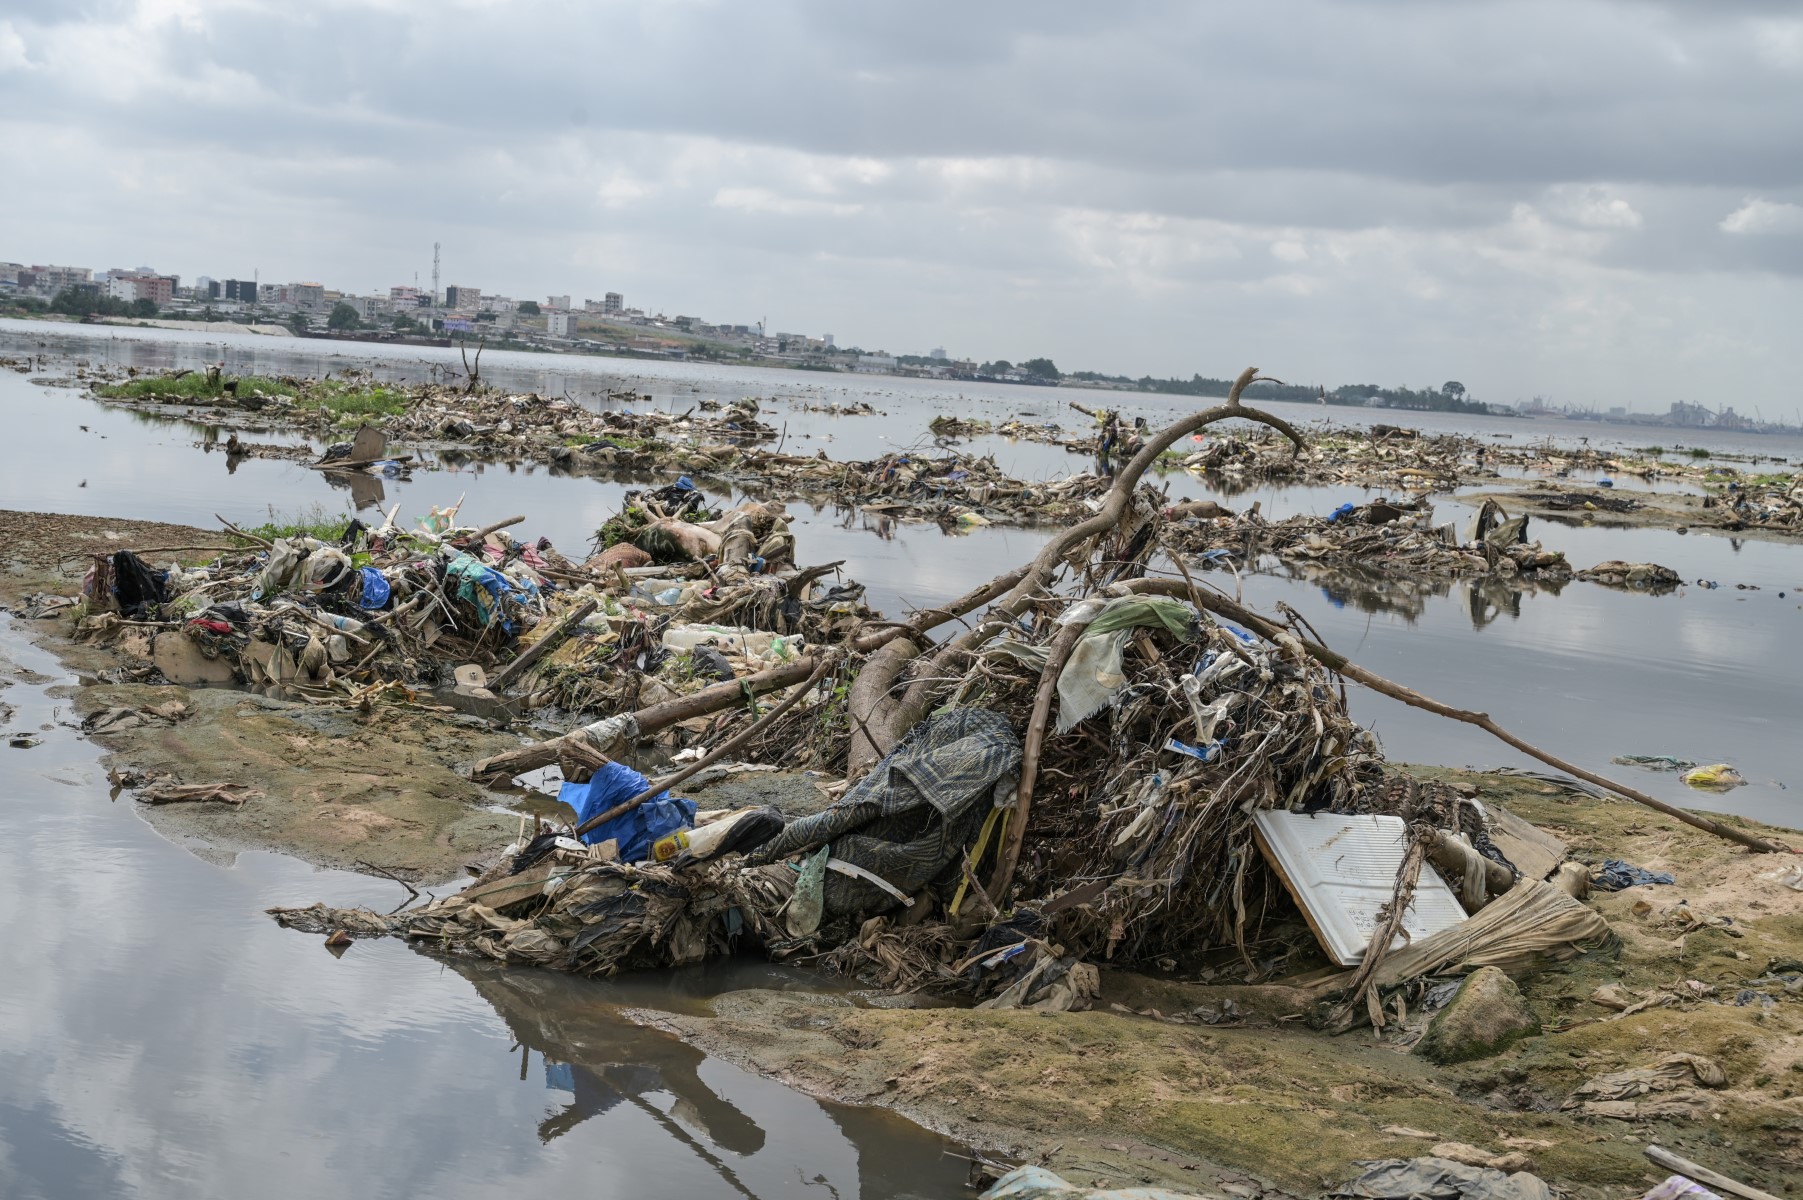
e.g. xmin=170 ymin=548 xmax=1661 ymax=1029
xmin=0 ymin=511 xmax=535 ymax=880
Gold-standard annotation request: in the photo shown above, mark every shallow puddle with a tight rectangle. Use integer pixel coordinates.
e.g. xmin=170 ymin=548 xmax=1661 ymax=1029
xmin=0 ymin=619 xmax=970 ymax=1199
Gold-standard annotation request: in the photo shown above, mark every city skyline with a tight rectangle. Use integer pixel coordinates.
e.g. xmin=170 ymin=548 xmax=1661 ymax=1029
xmin=7 ymin=244 xmax=1800 ymax=425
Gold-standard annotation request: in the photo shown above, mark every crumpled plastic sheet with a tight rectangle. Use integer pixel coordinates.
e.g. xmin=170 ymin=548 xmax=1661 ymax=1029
xmin=1054 ymin=594 xmax=1198 ymax=734
xmin=1329 ymin=1157 xmax=1553 ymax=1200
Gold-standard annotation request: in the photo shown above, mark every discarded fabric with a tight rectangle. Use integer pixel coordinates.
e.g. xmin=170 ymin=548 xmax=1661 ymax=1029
xmin=1591 ymin=859 xmax=1676 ymax=891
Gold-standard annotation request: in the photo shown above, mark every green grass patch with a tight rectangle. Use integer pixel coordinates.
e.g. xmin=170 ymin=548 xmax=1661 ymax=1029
xmin=294 ymin=380 xmax=411 ymax=422
xmin=95 ymin=372 xmax=295 ymax=402
xmin=235 ymin=502 xmax=353 ymax=544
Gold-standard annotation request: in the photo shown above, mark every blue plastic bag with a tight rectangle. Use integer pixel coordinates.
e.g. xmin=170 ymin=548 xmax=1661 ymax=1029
xmin=1327 ymin=502 xmax=1357 ymax=523
xmin=559 ymin=762 xmax=695 ymax=862
xmin=357 ymin=567 xmax=391 ymax=609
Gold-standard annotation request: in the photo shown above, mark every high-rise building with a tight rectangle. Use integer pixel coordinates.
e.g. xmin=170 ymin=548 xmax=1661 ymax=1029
xmin=546 ymin=311 xmax=576 ymax=336
xmin=444 ymin=285 xmax=481 ymax=310
xmin=222 ymin=279 xmax=258 ymax=304
xmin=603 ymin=292 xmax=623 ymax=315
xmin=546 ymin=295 xmax=571 ymax=310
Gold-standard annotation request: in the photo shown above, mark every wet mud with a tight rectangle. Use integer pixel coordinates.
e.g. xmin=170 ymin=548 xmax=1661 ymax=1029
xmin=644 ymin=770 xmax=1803 ymax=1199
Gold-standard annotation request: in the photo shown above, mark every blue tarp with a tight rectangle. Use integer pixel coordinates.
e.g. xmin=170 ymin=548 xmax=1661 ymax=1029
xmin=560 ymin=761 xmax=696 ymax=863
xmin=357 ymin=567 xmax=391 ymax=609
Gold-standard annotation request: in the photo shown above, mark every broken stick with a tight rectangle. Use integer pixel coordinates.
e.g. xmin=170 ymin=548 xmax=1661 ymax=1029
xmin=572 ymin=653 xmax=838 ymax=838
xmin=488 ymin=598 xmax=598 ymax=692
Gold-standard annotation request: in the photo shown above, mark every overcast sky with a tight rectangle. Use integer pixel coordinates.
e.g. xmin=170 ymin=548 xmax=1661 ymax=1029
xmin=4 ymin=0 xmax=1802 ymax=409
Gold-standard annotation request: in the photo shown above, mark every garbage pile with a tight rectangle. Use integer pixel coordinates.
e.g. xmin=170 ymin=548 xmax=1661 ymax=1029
xmin=269 ymin=545 xmax=1613 ymax=1024
xmin=825 ymin=449 xmax=1112 ymax=527
xmin=269 ymin=373 xmax=1637 ymax=1030
xmin=90 ymin=368 xmax=780 ymax=470
xmin=1706 ymin=477 xmax=1803 ymax=533
xmin=1167 ymin=425 xmax=1468 ymax=494
xmin=63 ymin=480 xmax=867 ymax=725
xmin=695 ymin=446 xmax=1118 ymax=529
xmin=1164 ymin=496 xmax=1574 ymax=585
xmin=390 ymin=392 xmax=778 ymax=466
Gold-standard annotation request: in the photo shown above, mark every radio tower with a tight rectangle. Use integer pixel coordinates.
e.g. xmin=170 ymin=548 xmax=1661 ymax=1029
xmin=431 ymin=242 xmax=441 ymax=306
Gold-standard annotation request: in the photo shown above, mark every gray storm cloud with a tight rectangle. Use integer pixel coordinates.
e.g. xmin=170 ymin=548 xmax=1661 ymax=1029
xmin=3 ymin=0 xmax=1800 ymax=409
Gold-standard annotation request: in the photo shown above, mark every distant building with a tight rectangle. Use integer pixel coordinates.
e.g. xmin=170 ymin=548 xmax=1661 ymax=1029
xmin=105 ymin=272 xmax=175 ymax=305
xmin=603 ymin=291 xmax=623 ymax=314
xmin=347 ymin=295 xmax=386 ymax=321
xmin=546 ymin=295 xmax=571 ymax=311
xmin=222 ymin=279 xmax=258 ymax=304
xmin=29 ymin=265 xmax=92 ymax=296
xmin=289 ymin=282 xmax=325 ymax=308
xmin=929 ymin=347 xmax=948 ymax=360
xmin=389 ymin=285 xmax=422 ymax=306
xmin=546 ymin=311 xmax=576 ymax=336
xmin=1666 ymin=400 xmax=1713 ymax=428
xmin=823 ymin=334 xmax=834 ymax=349
xmin=854 ymin=354 xmax=897 ymax=374
xmin=444 ymin=284 xmax=481 ymax=310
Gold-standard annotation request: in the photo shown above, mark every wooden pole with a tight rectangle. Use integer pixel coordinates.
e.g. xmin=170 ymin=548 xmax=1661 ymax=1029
xmin=989 ymin=616 xmax=1088 ymax=900
xmin=459 ymin=514 xmax=526 ymax=543
xmin=1644 ymin=1146 xmax=1782 ymax=1200
xmin=489 ymin=598 xmax=597 ymax=692
xmin=573 ymin=654 xmax=836 ymax=838
xmin=472 ymin=568 xmax=1032 ymax=783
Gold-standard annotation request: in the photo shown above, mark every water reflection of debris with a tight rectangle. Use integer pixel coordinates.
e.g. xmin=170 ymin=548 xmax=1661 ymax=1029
xmin=454 ymin=959 xmax=966 ymax=1199
xmin=1261 ymin=560 xmax=1565 ymax=628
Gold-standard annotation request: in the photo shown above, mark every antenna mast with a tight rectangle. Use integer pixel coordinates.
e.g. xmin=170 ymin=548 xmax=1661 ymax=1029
xmin=432 ymin=242 xmax=441 ymax=306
